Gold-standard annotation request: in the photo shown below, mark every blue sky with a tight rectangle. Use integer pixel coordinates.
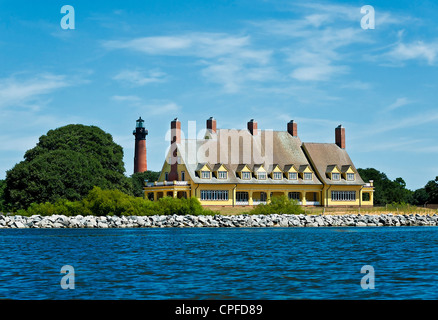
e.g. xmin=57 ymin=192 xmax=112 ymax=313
xmin=0 ymin=0 xmax=437 ymax=190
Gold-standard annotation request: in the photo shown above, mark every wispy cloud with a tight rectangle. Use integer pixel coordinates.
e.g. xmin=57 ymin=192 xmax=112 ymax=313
xmin=385 ymin=41 xmax=438 ymax=65
xmin=0 ymin=73 xmax=70 ymax=110
xmin=103 ymin=32 xmax=273 ymax=93
xmin=113 ymin=69 xmax=167 ymax=86
xmin=386 ymin=97 xmax=412 ymax=112
xmin=111 ymin=95 xmax=181 ymax=116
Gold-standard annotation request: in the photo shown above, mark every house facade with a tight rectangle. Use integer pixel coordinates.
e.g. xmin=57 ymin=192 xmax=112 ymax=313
xmin=144 ymin=117 xmax=374 ymax=207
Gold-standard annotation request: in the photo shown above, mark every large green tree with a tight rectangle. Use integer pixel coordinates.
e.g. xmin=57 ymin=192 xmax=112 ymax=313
xmin=357 ymin=168 xmax=413 ymax=205
xmin=4 ymin=124 xmax=131 ymax=210
xmin=424 ymin=176 xmax=438 ymax=204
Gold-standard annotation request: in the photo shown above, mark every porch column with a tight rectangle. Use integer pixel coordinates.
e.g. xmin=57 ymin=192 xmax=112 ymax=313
xmin=267 ymin=191 xmax=271 ymax=204
xmin=173 ymin=190 xmax=178 ymax=198
xmin=153 ymin=191 xmax=157 ymax=201
xmin=302 ymin=192 xmax=307 ymax=205
xmin=249 ymin=190 xmax=253 ymax=206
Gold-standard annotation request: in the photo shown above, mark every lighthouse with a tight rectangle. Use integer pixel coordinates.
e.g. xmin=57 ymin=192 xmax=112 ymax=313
xmin=133 ymin=117 xmax=148 ymax=173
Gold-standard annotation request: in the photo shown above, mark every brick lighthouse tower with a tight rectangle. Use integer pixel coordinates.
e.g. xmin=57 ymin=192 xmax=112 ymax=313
xmin=133 ymin=117 xmax=148 ymax=173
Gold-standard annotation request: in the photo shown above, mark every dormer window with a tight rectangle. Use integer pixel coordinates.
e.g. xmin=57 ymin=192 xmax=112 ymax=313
xmin=257 ymin=172 xmax=267 ymax=180
xmin=218 ymin=171 xmax=227 ymax=179
xmin=332 ymin=173 xmax=340 ymax=181
xmin=241 ymin=172 xmax=251 ymax=180
xmin=304 ymin=172 xmax=312 ymax=180
xmin=347 ymin=173 xmax=355 ymax=181
xmin=201 ymin=171 xmax=211 ymax=179
xmin=273 ymin=172 xmax=282 ymax=180
xmin=288 ymin=172 xmax=298 ymax=180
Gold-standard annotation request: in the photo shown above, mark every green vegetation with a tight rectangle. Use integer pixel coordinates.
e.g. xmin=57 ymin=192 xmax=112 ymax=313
xmin=3 ymin=124 xmax=131 ymax=210
xmin=130 ymin=171 xmax=160 ymax=197
xmin=18 ymin=187 xmax=216 ymax=217
xmin=358 ymin=168 xmax=437 ymax=206
xmin=249 ymin=195 xmax=304 ymax=215
xmin=0 ymin=179 xmax=6 ymax=212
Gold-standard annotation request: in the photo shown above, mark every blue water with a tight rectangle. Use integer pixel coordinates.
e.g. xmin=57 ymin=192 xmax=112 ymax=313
xmin=0 ymin=227 xmax=437 ymax=300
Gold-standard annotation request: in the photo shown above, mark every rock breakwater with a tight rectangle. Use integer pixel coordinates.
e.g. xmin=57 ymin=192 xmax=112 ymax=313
xmin=0 ymin=213 xmax=437 ymax=228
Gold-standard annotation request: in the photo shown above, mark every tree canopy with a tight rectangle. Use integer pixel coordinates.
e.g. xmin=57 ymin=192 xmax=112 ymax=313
xmin=130 ymin=171 xmax=160 ymax=197
xmin=4 ymin=124 xmax=131 ymax=210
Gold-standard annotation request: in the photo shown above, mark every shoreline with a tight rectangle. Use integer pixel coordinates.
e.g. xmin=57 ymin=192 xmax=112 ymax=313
xmin=1 ymin=213 xmax=437 ymax=228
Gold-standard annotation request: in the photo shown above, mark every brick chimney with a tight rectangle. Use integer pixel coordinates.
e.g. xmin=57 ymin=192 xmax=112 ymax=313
xmin=167 ymin=118 xmax=180 ymax=181
xmin=248 ymin=119 xmax=258 ymax=136
xmin=206 ymin=117 xmax=216 ymax=133
xmin=335 ymin=124 xmax=345 ymax=149
xmin=287 ymin=120 xmax=297 ymax=137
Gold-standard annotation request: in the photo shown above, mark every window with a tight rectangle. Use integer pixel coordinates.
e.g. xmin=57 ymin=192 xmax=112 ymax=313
xmin=165 ymin=172 xmax=169 ymax=180
xmin=347 ymin=173 xmax=355 ymax=181
xmin=201 ymin=171 xmax=211 ymax=179
xmin=304 ymin=172 xmax=312 ymax=180
xmin=332 ymin=173 xmax=340 ymax=181
xmin=236 ymin=192 xmax=249 ymax=202
xmin=257 ymin=172 xmax=267 ymax=180
xmin=241 ymin=172 xmax=251 ymax=180
xmin=331 ymin=191 xmax=356 ymax=201
xmin=288 ymin=172 xmax=298 ymax=180
xmin=273 ymin=172 xmax=282 ymax=180
xmin=201 ymin=190 xmax=229 ymax=201
xmin=260 ymin=192 xmax=267 ymax=201
xmin=218 ymin=171 xmax=227 ymax=179
xmin=181 ymin=171 xmax=185 ymax=181
xmin=288 ymin=192 xmax=300 ymax=200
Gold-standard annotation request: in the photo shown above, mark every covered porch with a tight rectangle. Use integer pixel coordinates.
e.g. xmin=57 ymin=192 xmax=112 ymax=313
xmin=234 ymin=190 xmax=321 ymax=206
xmin=145 ymin=181 xmax=191 ymax=201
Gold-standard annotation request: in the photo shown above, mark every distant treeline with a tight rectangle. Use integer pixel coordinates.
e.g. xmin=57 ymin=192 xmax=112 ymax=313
xmin=358 ymin=168 xmax=438 ymax=206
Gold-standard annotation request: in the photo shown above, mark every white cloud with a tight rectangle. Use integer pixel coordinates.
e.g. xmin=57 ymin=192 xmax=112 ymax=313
xmin=386 ymin=97 xmax=412 ymax=111
xmin=386 ymin=41 xmax=438 ymax=65
xmin=0 ymin=73 xmax=70 ymax=109
xmin=111 ymin=95 xmax=181 ymax=116
xmin=113 ymin=69 xmax=167 ymax=86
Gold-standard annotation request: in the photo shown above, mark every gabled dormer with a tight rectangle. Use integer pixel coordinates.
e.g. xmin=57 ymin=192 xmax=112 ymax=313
xmin=284 ymin=164 xmax=299 ymax=180
xmin=269 ymin=164 xmax=284 ymax=180
xmin=253 ymin=164 xmax=267 ymax=180
xmin=298 ymin=164 xmax=314 ymax=181
xmin=236 ymin=164 xmax=252 ymax=180
xmin=341 ymin=165 xmax=356 ymax=181
xmin=196 ymin=163 xmax=213 ymax=179
xmin=213 ymin=163 xmax=229 ymax=180
xmin=326 ymin=164 xmax=341 ymax=181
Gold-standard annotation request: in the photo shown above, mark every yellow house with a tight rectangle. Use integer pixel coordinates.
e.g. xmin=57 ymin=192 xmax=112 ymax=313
xmin=145 ymin=118 xmax=374 ymax=207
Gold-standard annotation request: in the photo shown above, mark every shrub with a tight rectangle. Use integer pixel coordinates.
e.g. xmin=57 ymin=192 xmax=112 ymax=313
xmin=249 ymin=195 xmax=304 ymax=215
xmin=17 ymin=187 xmax=216 ymax=217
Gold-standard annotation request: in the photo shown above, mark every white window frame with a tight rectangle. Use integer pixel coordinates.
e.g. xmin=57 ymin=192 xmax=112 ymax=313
xmin=218 ymin=171 xmax=227 ymax=179
xmin=201 ymin=190 xmax=229 ymax=201
xmin=257 ymin=172 xmax=267 ymax=180
xmin=273 ymin=172 xmax=282 ymax=180
xmin=288 ymin=172 xmax=298 ymax=180
xmin=241 ymin=172 xmax=251 ymax=180
xmin=304 ymin=172 xmax=312 ymax=180
xmin=201 ymin=171 xmax=211 ymax=179
xmin=332 ymin=173 xmax=340 ymax=181
xmin=331 ymin=191 xmax=356 ymax=201
xmin=347 ymin=173 xmax=355 ymax=181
